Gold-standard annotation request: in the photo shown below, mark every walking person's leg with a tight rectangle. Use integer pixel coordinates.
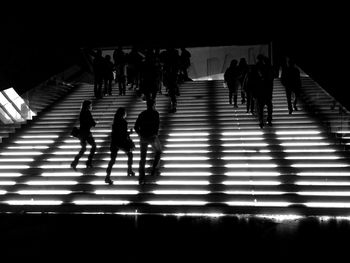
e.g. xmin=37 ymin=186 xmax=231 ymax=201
xmin=105 ymin=149 xmax=118 ymax=185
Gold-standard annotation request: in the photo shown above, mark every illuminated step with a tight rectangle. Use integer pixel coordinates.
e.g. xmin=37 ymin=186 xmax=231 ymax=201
xmin=0 ymin=74 xmax=349 ymax=216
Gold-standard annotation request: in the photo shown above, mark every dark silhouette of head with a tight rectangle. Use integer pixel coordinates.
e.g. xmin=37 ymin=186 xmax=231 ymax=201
xmin=105 ymin=54 xmax=111 ymax=61
xmin=230 ymin=59 xmax=238 ymax=67
xmin=239 ymin=58 xmax=247 ymax=66
xmin=81 ymin=100 xmax=91 ymax=111
xmin=115 ymin=107 xmax=126 ymax=120
xmin=288 ymin=58 xmax=295 ymax=67
xmin=257 ymin=54 xmax=265 ymax=62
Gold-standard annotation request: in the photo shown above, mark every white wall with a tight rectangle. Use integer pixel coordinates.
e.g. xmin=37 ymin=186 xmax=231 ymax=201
xmin=187 ymin=44 xmax=269 ymax=79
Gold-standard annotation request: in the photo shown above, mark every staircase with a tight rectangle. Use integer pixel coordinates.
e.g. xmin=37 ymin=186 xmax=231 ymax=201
xmin=1 ymin=75 xmax=350 ymax=216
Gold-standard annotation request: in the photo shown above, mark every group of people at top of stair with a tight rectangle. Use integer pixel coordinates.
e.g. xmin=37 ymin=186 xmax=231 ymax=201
xmin=92 ymin=46 xmax=192 ymax=113
xmin=70 ymin=98 xmax=162 ymax=186
xmin=224 ymin=54 xmax=301 ymax=129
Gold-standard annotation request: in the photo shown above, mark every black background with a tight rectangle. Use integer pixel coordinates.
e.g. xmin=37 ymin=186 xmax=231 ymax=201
xmin=1 ymin=2 xmax=348 ymax=108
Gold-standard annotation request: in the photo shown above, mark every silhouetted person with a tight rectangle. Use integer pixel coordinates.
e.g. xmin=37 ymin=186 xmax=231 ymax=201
xmin=140 ymin=48 xmax=159 ymax=101
xmin=134 ymin=99 xmax=162 ymax=184
xmin=238 ymin=57 xmax=249 ymax=104
xmin=127 ymin=47 xmax=143 ymax=90
xmin=224 ymin=59 xmax=240 ymax=108
xmin=154 ymin=48 xmax=163 ymax=95
xmin=113 ymin=46 xmax=127 ymax=95
xmin=179 ymin=47 xmax=191 ymax=82
xmin=162 ymin=47 xmax=180 ymax=113
xmin=281 ymin=57 xmax=301 ymax=114
xmin=105 ymin=107 xmax=135 ymax=185
xmin=93 ymin=49 xmax=105 ymax=99
xmin=71 ymin=100 xmax=96 ymax=169
xmin=243 ymin=66 xmax=255 ymax=114
xmin=254 ymin=54 xmax=274 ymax=128
xmin=104 ymin=54 xmax=114 ymax=96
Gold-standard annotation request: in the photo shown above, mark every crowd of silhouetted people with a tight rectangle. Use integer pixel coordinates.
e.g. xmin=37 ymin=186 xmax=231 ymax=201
xmin=225 ymin=54 xmax=301 ymax=128
xmin=92 ymin=46 xmax=192 ymax=113
xmin=72 ymin=48 xmax=302 ymax=185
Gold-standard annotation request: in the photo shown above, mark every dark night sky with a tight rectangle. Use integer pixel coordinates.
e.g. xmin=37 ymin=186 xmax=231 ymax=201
xmin=1 ymin=3 xmax=349 ymax=105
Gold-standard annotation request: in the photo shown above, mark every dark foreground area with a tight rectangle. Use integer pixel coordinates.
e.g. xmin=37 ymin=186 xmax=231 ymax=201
xmin=1 ymin=213 xmax=349 ymax=262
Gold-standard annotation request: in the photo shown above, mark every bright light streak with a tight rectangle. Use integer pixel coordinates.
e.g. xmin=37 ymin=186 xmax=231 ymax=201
xmin=94 ymin=190 xmax=139 ymax=195
xmin=220 ymin=137 xmax=264 ymax=141
xmin=47 ymin=158 xmax=78 ymax=162
xmin=275 ymin=130 xmax=321 ymax=135
xmin=155 ymin=180 xmax=210 ymax=185
xmin=225 ymin=163 xmax=277 ymax=168
xmin=164 ymin=150 xmax=210 ymax=153
xmin=226 ymin=201 xmax=291 ymax=207
xmin=152 ymin=190 xmax=210 ymax=195
xmin=0 ymin=181 xmax=16 ymax=185
xmin=0 ymin=172 xmax=22 ymax=177
xmin=146 ymin=200 xmax=207 ymax=205
xmin=292 ymin=163 xmax=349 ymax=168
xmin=222 ymin=143 xmax=268 ymax=147
xmin=222 ymin=149 xmax=271 ymax=153
xmin=224 ymin=191 xmax=286 ymax=195
xmin=222 ymin=131 xmax=263 ymax=136
xmin=169 ymin=133 xmax=209 ymax=136
xmin=161 ymin=172 xmax=212 ymax=176
xmin=40 ymin=164 xmax=75 ymax=169
xmin=14 ymin=140 xmax=54 ymax=144
xmin=173 ymin=213 xmax=224 ymax=218
xmin=25 ymin=180 xmax=78 ymax=185
xmin=280 ymin=142 xmax=329 ymax=146
xmin=284 ymin=149 xmax=335 ymax=153
xmin=0 ymin=151 xmax=42 ymax=156
xmin=223 ymin=181 xmax=280 ymax=185
xmin=225 ymin=172 xmax=280 ymax=176
xmin=222 ymin=156 xmax=272 ymax=160
xmin=17 ymin=190 xmax=71 ymax=195
xmin=296 ymin=181 xmax=350 ymax=186
xmin=164 ymin=164 xmax=212 ymax=168
xmin=164 ymin=144 xmax=210 ymax=148
xmin=297 ymin=172 xmax=350 ymax=176
xmin=162 ymin=156 xmax=209 ymax=161
xmin=21 ymin=135 xmax=59 ymax=139
xmin=299 ymin=191 xmax=350 ymax=196
xmin=6 ymin=200 xmax=62 ymax=205
xmin=166 ymin=138 xmax=209 ymax=142
xmin=41 ymin=172 xmax=83 ymax=177
xmin=73 ymin=200 xmax=130 ymax=205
